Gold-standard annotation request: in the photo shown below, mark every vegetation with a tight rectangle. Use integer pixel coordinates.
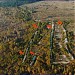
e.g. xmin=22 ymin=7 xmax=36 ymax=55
xmin=0 ymin=1 xmax=75 ymax=74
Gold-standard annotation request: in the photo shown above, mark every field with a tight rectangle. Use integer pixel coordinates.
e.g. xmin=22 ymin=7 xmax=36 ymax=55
xmin=22 ymin=1 xmax=75 ymax=30
xmin=0 ymin=1 xmax=75 ymax=75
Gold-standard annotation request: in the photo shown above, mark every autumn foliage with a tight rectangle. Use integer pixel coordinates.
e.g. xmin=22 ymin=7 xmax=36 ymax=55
xmin=47 ymin=25 xmax=52 ymax=29
xmin=19 ymin=50 xmax=24 ymax=55
xmin=30 ymin=51 xmax=35 ymax=55
xmin=57 ymin=20 xmax=63 ymax=25
xmin=33 ymin=24 xmax=38 ymax=28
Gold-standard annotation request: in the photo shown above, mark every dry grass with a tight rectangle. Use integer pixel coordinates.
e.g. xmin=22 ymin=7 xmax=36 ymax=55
xmin=21 ymin=1 xmax=75 ymax=31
